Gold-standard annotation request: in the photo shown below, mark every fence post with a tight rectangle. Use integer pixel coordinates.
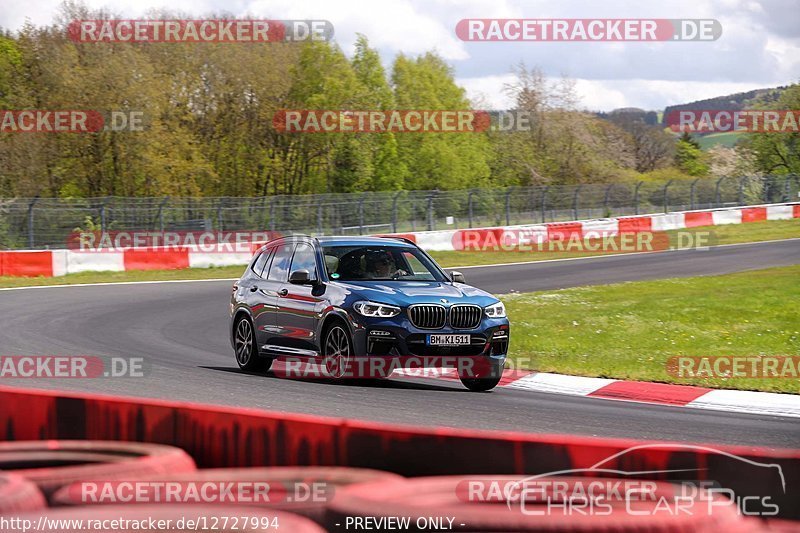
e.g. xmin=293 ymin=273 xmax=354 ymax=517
xmin=784 ymin=175 xmax=793 ymax=203
xmin=634 ymin=181 xmax=643 ymax=215
xmin=426 ymin=192 xmax=436 ymax=231
xmin=269 ymin=198 xmax=276 ymax=232
xmin=317 ymin=202 xmax=323 ymax=235
xmin=100 ymin=197 xmax=109 ymax=234
xmin=216 ymin=200 xmax=224 ymax=231
xmin=714 ymin=177 xmax=725 ymax=207
xmin=738 ymin=176 xmax=746 ymax=206
xmin=358 ymin=194 xmax=366 ymax=235
xmin=572 ymin=185 xmax=582 ymax=220
xmin=540 ymin=186 xmax=549 ymax=223
xmin=468 ymin=190 xmax=475 ymax=228
xmin=603 ymin=184 xmax=613 ymax=217
xmin=27 ymin=197 xmax=38 ymax=249
xmin=157 ymin=196 xmax=169 ymax=232
xmin=505 ymin=188 xmax=512 ymax=226
xmin=662 ymin=180 xmax=673 ymax=213
xmin=392 ymin=191 xmax=401 ymax=233
xmin=690 ymin=179 xmax=699 ymax=210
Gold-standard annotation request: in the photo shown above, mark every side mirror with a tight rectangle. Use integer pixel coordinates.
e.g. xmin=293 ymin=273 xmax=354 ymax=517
xmin=289 ymin=269 xmax=313 ymax=284
xmin=450 ymin=271 xmax=465 ymax=284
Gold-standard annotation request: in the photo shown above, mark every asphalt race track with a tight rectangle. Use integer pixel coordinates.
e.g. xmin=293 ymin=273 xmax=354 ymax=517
xmin=1 ymin=239 xmax=798 ymax=448
xmin=457 ymin=238 xmax=800 ymax=293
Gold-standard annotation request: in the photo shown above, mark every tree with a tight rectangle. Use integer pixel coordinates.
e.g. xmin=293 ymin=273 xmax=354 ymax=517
xmin=746 ymin=83 xmax=800 ymax=175
xmin=391 ymin=52 xmax=491 ymax=190
xmin=675 ymin=135 xmax=709 ymax=176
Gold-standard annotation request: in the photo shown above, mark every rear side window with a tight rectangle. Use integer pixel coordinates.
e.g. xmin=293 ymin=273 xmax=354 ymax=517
xmin=267 ymin=242 xmax=294 ymax=282
xmin=251 ymin=248 xmax=273 ymax=277
xmin=290 ymin=243 xmax=318 ymax=280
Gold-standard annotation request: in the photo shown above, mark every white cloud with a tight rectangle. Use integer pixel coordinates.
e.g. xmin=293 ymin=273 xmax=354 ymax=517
xmin=246 ymin=0 xmax=471 ymax=60
xmin=460 ymin=75 xmax=773 ymax=111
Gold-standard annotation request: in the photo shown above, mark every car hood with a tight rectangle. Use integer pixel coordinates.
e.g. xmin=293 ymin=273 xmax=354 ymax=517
xmin=333 ymin=280 xmax=498 ymax=307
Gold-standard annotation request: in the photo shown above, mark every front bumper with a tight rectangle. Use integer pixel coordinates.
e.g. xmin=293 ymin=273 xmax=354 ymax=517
xmin=347 ymin=312 xmax=510 ymax=365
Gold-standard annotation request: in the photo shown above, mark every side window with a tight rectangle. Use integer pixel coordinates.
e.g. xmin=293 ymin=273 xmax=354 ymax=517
xmin=267 ymin=243 xmax=293 ymax=282
xmin=251 ymin=248 xmax=273 ymax=277
xmin=290 ymin=243 xmax=318 ymax=280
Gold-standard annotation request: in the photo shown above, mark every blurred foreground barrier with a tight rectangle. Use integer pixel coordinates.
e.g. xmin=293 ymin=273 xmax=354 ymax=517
xmin=0 ymin=385 xmax=797 ymax=520
xmin=0 ymin=472 xmax=47 ymax=514
xmin=0 ymin=440 xmax=196 ymax=501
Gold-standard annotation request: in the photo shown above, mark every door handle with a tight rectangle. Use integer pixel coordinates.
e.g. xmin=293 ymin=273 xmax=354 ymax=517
xmin=250 ymin=286 xmax=258 ymax=292
xmin=278 ymin=288 xmax=289 ymax=297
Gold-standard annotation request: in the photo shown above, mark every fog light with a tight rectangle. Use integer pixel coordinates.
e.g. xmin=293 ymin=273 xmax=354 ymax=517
xmin=370 ymin=330 xmax=393 ymax=337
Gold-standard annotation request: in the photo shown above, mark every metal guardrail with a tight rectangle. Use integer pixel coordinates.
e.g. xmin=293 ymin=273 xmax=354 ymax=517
xmin=0 ymin=175 xmax=797 ymax=249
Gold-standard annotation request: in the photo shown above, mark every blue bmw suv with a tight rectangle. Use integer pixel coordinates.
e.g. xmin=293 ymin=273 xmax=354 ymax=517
xmin=230 ymin=235 xmax=509 ymax=391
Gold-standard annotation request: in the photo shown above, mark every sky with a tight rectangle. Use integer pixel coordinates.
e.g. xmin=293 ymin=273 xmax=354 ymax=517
xmin=2 ymin=0 xmax=798 ymax=111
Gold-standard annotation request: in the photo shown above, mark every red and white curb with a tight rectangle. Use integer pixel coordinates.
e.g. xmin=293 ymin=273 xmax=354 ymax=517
xmin=394 ymin=368 xmax=800 ymax=418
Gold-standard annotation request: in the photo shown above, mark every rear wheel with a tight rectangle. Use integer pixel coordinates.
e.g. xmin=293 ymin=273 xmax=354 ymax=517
xmin=234 ymin=315 xmax=271 ymax=372
xmin=323 ymin=323 xmax=352 ymax=379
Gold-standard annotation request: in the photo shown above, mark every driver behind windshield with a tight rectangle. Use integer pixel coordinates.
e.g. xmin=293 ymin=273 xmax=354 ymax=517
xmin=365 ymin=250 xmax=407 ymax=279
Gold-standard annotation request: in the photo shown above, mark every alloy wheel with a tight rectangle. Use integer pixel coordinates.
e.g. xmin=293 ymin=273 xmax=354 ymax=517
xmin=324 ymin=325 xmax=351 ymax=379
xmin=235 ymin=318 xmax=253 ymax=367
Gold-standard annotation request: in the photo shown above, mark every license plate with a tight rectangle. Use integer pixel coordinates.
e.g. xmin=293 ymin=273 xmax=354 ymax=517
xmin=427 ymin=334 xmax=471 ymax=346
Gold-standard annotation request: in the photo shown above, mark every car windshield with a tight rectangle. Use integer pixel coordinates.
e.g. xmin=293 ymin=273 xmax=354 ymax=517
xmin=321 ymin=245 xmax=446 ymax=282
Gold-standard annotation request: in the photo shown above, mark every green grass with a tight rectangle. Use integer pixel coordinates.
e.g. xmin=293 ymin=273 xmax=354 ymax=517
xmin=697 ymin=131 xmax=743 ymax=150
xmin=502 ymin=265 xmax=800 ymax=393
xmin=1 ymin=219 xmax=797 ymax=288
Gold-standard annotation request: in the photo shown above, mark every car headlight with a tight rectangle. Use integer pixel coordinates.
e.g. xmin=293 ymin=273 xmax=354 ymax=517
xmin=484 ymin=301 xmax=506 ymax=318
xmin=353 ymin=301 xmax=401 ymax=318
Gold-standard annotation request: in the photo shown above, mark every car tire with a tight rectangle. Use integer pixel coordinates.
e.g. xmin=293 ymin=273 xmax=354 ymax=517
xmin=0 ymin=441 xmax=196 ymax=500
xmin=234 ymin=315 xmax=272 ymax=372
xmin=322 ymin=322 xmax=352 ymax=379
xmin=0 ymin=472 xmax=47 ymax=514
xmin=459 ymin=360 xmax=504 ymax=392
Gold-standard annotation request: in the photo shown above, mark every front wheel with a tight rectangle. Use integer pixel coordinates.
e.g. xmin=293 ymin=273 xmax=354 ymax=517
xmin=323 ymin=323 xmax=352 ymax=379
xmin=460 ymin=361 xmax=503 ymax=392
xmin=233 ymin=315 xmax=272 ymax=372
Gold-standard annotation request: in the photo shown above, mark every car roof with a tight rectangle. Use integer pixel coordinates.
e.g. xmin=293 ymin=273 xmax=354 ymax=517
xmin=316 ymin=236 xmax=416 ymax=248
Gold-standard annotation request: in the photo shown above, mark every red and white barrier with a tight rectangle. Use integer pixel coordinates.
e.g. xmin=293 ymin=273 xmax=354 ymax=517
xmin=405 ymin=202 xmax=799 ymax=252
xmin=1 ymin=203 xmax=797 ymax=278
xmin=1 ymin=384 xmax=798 ymax=522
